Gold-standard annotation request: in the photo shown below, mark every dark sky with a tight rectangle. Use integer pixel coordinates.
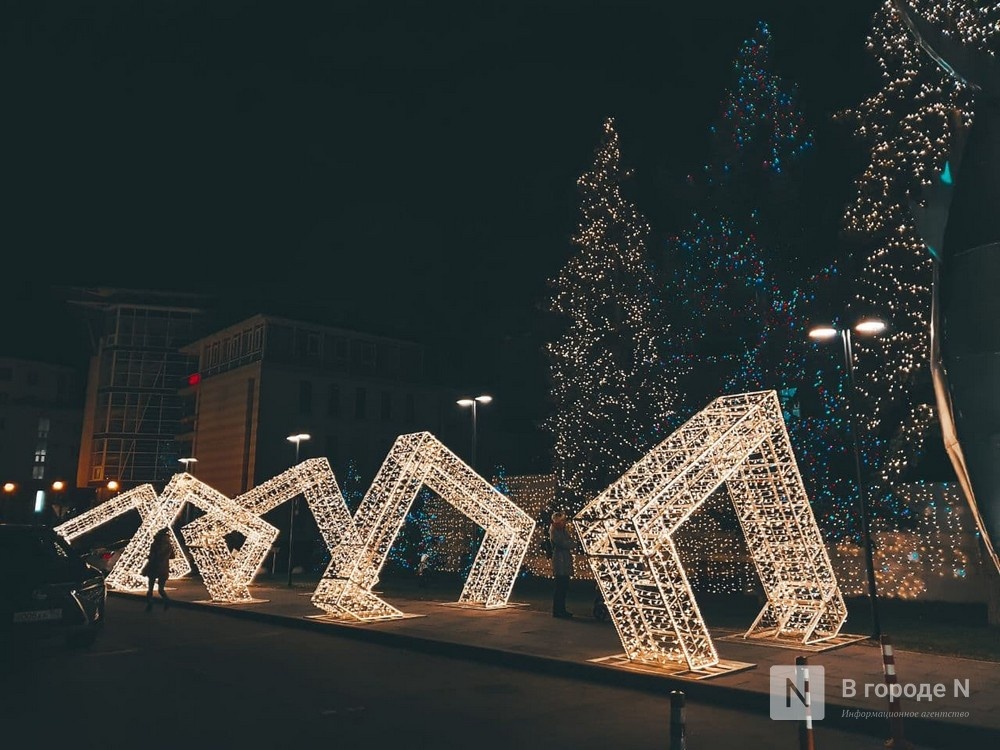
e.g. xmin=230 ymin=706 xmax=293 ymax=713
xmin=1 ymin=0 xmax=883 ymax=463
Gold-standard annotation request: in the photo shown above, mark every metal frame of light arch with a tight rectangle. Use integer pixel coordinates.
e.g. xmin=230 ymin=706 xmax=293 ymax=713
xmin=575 ymin=390 xmax=846 ymax=672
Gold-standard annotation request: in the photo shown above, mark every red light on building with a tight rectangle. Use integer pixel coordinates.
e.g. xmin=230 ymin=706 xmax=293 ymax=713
xmin=187 ymin=373 xmax=201 ymax=386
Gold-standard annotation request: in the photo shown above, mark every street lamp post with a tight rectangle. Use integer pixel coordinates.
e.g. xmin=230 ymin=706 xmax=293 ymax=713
xmin=285 ymin=433 xmax=311 ymax=587
xmin=809 ymin=318 xmax=886 ymax=640
xmin=456 ymin=395 xmax=492 ymax=472
xmin=178 ymin=458 xmax=198 ymax=523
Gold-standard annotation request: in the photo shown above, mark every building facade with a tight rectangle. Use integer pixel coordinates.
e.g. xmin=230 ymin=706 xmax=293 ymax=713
xmin=69 ymin=288 xmax=209 ymax=499
xmin=180 ymin=314 xmax=460 ymax=498
xmin=0 ymin=357 xmax=84 ymax=522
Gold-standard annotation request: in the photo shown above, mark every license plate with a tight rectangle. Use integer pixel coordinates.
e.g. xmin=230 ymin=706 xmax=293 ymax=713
xmin=13 ymin=609 xmax=63 ymax=623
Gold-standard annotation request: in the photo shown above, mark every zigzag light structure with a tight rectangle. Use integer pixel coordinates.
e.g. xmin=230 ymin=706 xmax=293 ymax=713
xmin=54 ymin=484 xmax=191 ymax=581
xmin=184 ymin=457 xmax=359 ymax=594
xmin=575 ymin=390 xmax=846 ymax=672
xmin=167 ymin=474 xmax=281 ymax=603
xmin=312 ymin=431 xmax=536 ymax=621
xmin=60 ymin=473 xmax=279 ymax=602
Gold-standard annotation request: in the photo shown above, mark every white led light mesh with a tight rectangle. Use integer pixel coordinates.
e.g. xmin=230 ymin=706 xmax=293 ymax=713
xmin=63 ymin=473 xmax=279 ymax=601
xmin=575 ymin=390 xmax=846 ymax=671
xmin=54 ymin=484 xmax=191 ymax=581
xmin=185 ymin=457 xmax=360 ymax=593
xmin=166 ymin=474 xmax=280 ymax=603
xmin=312 ymin=432 xmax=535 ymax=621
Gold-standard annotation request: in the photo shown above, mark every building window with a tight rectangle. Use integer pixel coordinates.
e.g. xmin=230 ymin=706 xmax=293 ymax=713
xmin=354 ymin=387 xmax=367 ymax=419
xmin=307 ymin=333 xmax=321 ymax=357
xmin=27 ymin=371 xmax=39 ymax=386
xmin=380 ymin=391 xmax=391 ymax=421
xmin=405 ymin=393 xmax=416 ymax=424
xmin=252 ymin=325 xmax=264 ymax=351
xmin=327 ymin=384 xmax=340 ymax=417
xmin=34 ymin=446 xmax=47 ymax=463
xmin=33 ymin=466 xmax=45 ymax=480
xmin=334 ymin=338 xmax=349 ymax=360
xmin=37 ymin=417 xmax=50 ymax=438
xmin=359 ymin=342 xmax=376 ymax=366
xmin=228 ymin=335 xmax=240 ymax=361
xmin=299 ymin=381 xmax=313 ymax=414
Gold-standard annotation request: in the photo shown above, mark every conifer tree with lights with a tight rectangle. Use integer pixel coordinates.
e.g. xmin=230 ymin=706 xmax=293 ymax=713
xmin=659 ymin=21 xmax=872 ymax=569
xmin=832 ymin=1 xmax=999 ymax=604
xmin=546 ymin=117 xmax=679 ymax=513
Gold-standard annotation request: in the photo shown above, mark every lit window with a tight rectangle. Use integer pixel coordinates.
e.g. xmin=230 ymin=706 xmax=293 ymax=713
xmin=37 ymin=417 xmax=50 ymax=438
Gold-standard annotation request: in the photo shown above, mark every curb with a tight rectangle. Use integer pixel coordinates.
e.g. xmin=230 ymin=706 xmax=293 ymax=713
xmin=112 ymin=592 xmax=994 ymax=748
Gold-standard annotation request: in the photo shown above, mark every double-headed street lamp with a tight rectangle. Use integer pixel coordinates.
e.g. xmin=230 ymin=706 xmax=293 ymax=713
xmin=456 ymin=395 xmax=492 ymax=472
xmin=808 ymin=317 xmax=886 ymax=639
xmin=285 ymin=433 xmax=311 ymax=587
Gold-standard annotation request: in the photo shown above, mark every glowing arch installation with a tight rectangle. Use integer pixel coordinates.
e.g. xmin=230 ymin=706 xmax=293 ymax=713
xmin=311 ymin=431 xmax=536 ymax=622
xmin=575 ymin=390 xmax=846 ymax=673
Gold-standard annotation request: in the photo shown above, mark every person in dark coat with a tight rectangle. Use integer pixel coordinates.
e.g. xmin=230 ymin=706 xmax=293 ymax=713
xmin=143 ymin=527 xmax=175 ymax=611
xmin=549 ymin=511 xmax=574 ymax=618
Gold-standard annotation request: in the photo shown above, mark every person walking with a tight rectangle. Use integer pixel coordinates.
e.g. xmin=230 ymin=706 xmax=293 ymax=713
xmin=143 ymin=527 xmax=175 ymax=612
xmin=549 ymin=510 xmax=574 ymax=618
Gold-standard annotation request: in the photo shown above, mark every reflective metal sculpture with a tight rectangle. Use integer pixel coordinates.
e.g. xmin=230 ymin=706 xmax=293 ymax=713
xmin=892 ymin=0 xmax=1000 ymax=577
xmin=54 ymin=484 xmax=190 ymax=581
xmin=575 ymin=391 xmax=846 ymax=672
xmin=311 ymin=432 xmax=535 ymax=621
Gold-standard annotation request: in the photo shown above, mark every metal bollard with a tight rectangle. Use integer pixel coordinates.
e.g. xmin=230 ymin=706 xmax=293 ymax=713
xmin=669 ymin=690 xmax=686 ymax=750
xmin=879 ymin=635 xmax=913 ymax=750
xmin=796 ymin=656 xmax=816 ymax=750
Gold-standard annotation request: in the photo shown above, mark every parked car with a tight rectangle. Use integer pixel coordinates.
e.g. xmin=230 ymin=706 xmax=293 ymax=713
xmin=0 ymin=524 xmax=107 ymax=648
xmin=81 ymin=537 xmax=130 ymax=575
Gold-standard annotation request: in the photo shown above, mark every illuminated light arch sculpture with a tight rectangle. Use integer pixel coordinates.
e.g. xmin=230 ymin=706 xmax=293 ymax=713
xmin=575 ymin=390 xmax=846 ymax=672
xmin=54 ymin=484 xmax=191 ymax=581
xmin=183 ymin=457 xmax=358 ymax=592
xmin=311 ymin=431 xmax=536 ymax=622
xmin=59 ymin=473 xmax=279 ymax=601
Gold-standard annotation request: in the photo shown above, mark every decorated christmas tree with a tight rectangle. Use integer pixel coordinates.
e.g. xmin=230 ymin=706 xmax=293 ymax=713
xmin=545 ymin=117 xmax=680 ymax=512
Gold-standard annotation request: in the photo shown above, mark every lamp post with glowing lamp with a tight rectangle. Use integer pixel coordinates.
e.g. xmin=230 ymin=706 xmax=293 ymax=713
xmin=456 ymin=395 xmax=492 ymax=472
xmin=285 ymin=433 xmax=311 ymax=587
xmin=808 ymin=317 xmax=886 ymax=639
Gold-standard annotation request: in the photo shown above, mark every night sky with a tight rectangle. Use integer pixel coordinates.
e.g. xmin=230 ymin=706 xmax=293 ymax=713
xmin=2 ymin=0 xmax=883 ymax=467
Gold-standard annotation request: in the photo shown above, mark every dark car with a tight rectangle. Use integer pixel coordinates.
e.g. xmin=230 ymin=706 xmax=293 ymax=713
xmin=81 ymin=537 xmax=129 ymax=575
xmin=0 ymin=524 xmax=107 ymax=648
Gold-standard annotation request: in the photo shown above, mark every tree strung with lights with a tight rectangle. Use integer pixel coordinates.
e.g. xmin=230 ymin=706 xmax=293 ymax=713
xmin=662 ymin=21 xmax=817 ymax=410
xmin=661 ymin=21 xmax=869 ymax=556
xmin=836 ymin=1 xmax=1000 ymax=495
xmin=546 ymin=118 xmax=679 ymax=513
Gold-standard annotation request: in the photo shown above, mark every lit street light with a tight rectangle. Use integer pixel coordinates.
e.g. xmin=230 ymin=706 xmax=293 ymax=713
xmin=285 ymin=433 xmax=311 ymax=587
xmin=456 ymin=395 xmax=492 ymax=472
xmin=808 ymin=317 xmax=887 ymax=639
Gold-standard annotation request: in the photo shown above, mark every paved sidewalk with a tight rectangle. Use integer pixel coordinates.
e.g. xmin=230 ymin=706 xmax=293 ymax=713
xmin=121 ymin=575 xmax=1000 ymax=748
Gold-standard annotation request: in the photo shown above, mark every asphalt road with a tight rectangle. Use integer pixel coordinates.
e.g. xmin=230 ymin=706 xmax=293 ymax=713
xmin=0 ymin=597 xmax=931 ymax=750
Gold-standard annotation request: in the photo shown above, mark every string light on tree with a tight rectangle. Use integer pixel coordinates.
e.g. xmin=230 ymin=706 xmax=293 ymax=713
xmin=546 ymin=117 xmax=679 ymax=514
